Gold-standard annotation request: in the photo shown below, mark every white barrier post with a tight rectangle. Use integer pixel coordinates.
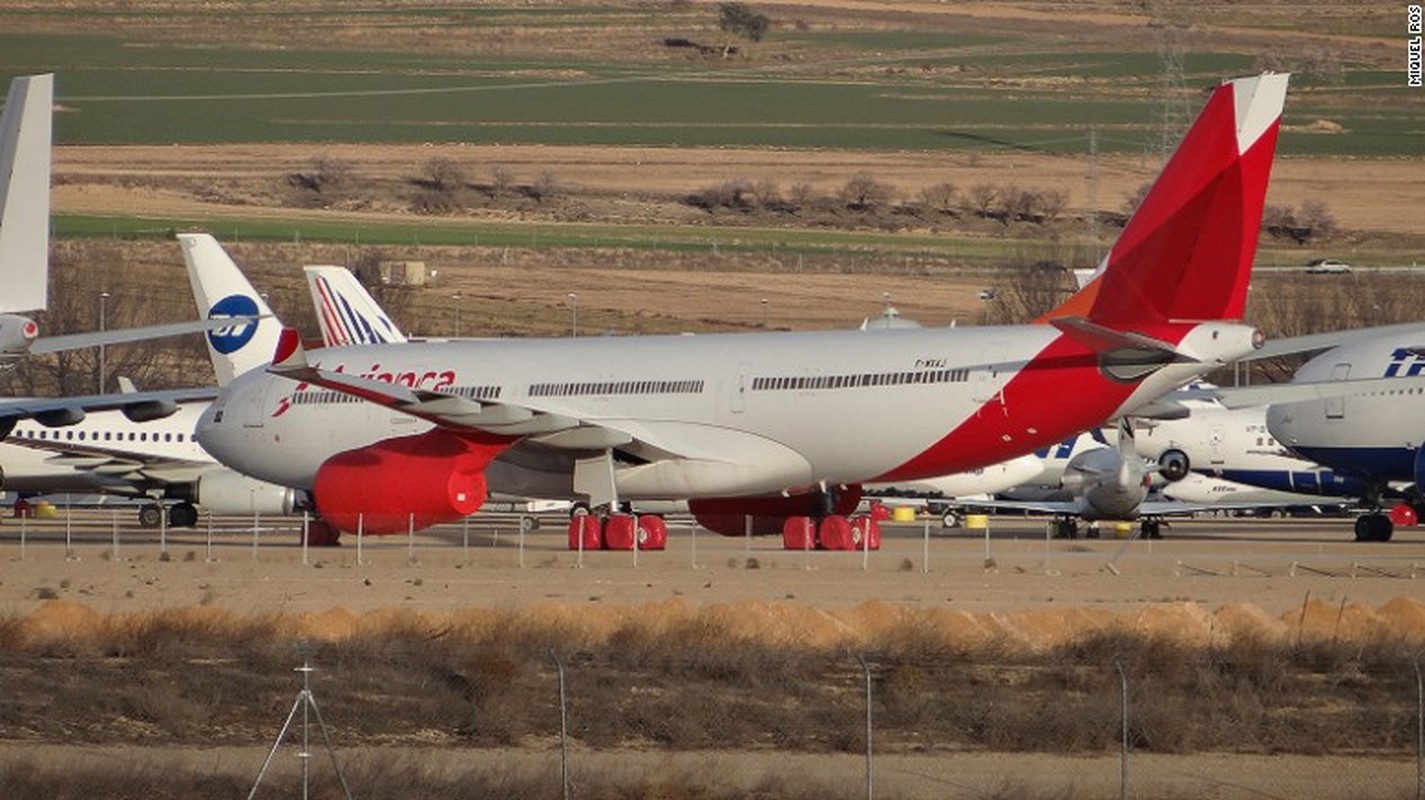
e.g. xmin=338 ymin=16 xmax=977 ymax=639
xmin=64 ymin=504 xmax=76 ymax=561
xmin=111 ymin=511 xmax=120 ymax=562
xmin=356 ymin=514 xmax=364 ymax=567
xmin=922 ymin=518 xmax=930 ymax=574
xmin=407 ymin=513 xmax=415 ymax=565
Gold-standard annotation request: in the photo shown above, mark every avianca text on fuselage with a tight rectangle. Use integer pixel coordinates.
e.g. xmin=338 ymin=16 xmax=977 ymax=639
xmin=274 ymin=361 xmax=458 ymax=417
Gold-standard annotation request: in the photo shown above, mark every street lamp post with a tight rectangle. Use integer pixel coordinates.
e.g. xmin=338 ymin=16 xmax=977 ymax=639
xmin=567 ymin=293 xmax=578 ymax=338
xmin=97 ymin=291 xmax=110 ymax=394
xmin=761 ymin=297 xmax=768 ymax=328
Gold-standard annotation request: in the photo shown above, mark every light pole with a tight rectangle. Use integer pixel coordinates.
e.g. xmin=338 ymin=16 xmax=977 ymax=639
xmin=761 ymin=297 xmax=768 ymax=328
xmin=97 ymin=291 xmax=110 ymax=394
xmin=567 ymin=293 xmax=578 ymax=338
xmin=452 ymin=293 xmax=462 ymax=338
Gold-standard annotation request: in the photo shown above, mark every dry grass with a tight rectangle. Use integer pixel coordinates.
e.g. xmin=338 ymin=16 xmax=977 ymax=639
xmin=3 ymin=601 xmax=1423 ymax=759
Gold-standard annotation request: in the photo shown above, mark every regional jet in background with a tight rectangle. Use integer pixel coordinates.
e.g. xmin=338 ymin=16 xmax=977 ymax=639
xmin=968 ymin=417 xmax=1347 ymax=539
xmin=195 ymin=73 xmax=1292 ymax=548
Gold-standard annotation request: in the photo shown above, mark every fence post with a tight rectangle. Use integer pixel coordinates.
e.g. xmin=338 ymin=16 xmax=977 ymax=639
xmin=857 ymin=653 xmax=873 ymax=800
xmin=1415 ymin=659 xmax=1422 ymax=800
xmin=1116 ymin=660 xmax=1129 ymax=800
xmin=550 ymin=650 xmax=571 ymax=800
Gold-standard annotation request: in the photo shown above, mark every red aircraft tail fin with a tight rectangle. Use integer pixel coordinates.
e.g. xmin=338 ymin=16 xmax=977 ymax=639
xmin=1038 ymin=73 xmax=1289 ymax=327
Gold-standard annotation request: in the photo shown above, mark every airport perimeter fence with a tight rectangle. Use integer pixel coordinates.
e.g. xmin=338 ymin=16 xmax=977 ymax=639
xmin=5 ymin=508 xmax=1425 ymax=598
xmin=5 ymin=637 xmax=1425 ymax=799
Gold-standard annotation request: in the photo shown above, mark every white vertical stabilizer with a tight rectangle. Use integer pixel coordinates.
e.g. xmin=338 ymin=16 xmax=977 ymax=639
xmin=304 ymin=265 xmax=407 ymax=346
xmin=179 ymin=233 xmax=283 ymax=386
xmin=0 ymin=73 xmax=53 ymax=314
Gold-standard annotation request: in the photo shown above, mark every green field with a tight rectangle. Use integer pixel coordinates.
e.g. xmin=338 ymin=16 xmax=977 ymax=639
xmin=0 ymin=3 xmax=1418 ymax=157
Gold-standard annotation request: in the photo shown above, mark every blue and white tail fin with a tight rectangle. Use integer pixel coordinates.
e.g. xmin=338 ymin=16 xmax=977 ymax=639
xmin=304 ymin=265 xmax=406 ymax=346
xmin=0 ymin=73 xmax=53 ymax=314
xmin=179 ymin=233 xmax=283 ymax=386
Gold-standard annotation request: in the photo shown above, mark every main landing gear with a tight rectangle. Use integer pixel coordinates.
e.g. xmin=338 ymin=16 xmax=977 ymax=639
xmin=566 ymin=505 xmax=669 ymax=551
xmin=779 ymin=514 xmax=881 ymax=551
xmin=137 ymin=502 xmax=200 ymax=529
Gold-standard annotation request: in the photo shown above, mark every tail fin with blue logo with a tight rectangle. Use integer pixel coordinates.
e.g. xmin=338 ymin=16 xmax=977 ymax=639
xmin=180 ymin=233 xmax=282 ymax=386
xmin=304 ymin=265 xmax=406 ymax=346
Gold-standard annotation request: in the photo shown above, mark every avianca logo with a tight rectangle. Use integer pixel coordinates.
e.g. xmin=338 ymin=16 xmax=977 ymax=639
xmin=272 ymin=363 xmax=458 ymax=417
xmin=1383 ymin=347 xmax=1425 ymax=378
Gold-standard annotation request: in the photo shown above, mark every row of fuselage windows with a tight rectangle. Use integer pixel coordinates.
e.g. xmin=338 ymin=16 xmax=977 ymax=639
xmin=290 ymin=384 xmax=503 ymax=406
xmin=751 ymin=368 xmax=970 ymax=392
xmin=529 ymin=380 xmax=705 ymax=398
xmin=286 ymin=370 xmax=963 ymax=406
xmin=17 ymin=427 xmax=186 ymax=444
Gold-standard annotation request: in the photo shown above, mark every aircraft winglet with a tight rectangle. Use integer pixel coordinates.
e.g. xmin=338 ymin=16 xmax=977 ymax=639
xmin=271 ymin=326 xmax=306 ymax=371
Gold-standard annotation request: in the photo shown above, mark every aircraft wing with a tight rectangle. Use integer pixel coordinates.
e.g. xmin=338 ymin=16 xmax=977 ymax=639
xmin=267 ymin=329 xmax=804 ymax=486
xmin=4 ymin=436 xmax=212 ymax=486
xmin=0 ymin=388 xmax=219 ymax=435
xmin=1246 ymin=321 xmax=1425 ymax=361
xmin=271 ymin=332 xmax=578 ymax=436
xmin=965 ymin=498 xmax=1086 ymax=516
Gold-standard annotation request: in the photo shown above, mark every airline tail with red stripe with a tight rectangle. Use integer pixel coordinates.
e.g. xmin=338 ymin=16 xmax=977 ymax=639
xmin=1039 ymin=73 xmax=1289 ymax=327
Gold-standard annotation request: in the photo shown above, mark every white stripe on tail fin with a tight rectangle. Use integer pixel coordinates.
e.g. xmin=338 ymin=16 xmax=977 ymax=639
xmin=0 ymin=74 xmax=52 ymax=314
xmin=304 ymin=265 xmax=406 ymax=346
xmin=180 ymin=233 xmax=282 ymax=386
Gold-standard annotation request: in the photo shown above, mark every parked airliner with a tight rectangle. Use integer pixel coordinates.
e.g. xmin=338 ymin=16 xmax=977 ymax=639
xmin=195 ymin=73 xmax=1292 ymax=546
xmin=1268 ymin=337 xmax=1425 ymax=541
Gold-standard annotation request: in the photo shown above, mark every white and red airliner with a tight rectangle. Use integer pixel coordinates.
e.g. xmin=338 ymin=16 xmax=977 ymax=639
xmin=195 ymin=73 xmax=1290 ymax=545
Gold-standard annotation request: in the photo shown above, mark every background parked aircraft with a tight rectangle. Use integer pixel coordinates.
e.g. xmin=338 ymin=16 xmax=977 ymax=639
xmin=1268 ymin=335 xmax=1425 ymax=541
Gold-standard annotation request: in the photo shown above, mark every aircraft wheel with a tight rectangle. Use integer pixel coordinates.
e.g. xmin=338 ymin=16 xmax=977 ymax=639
xmin=1142 ymin=519 xmax=1163 ymax=540
xmin=1354 ymin=514 xmax=1394 ymax=542
xmin=169 ymin=502 xmax=199 ymax=528
xmin=138 ymin=505 xmax=163 ymax=529
xmin=941 ymin=510 xmax=961 ymax=529
xmin=1052 ymin=518 xmax=1077 ymax=539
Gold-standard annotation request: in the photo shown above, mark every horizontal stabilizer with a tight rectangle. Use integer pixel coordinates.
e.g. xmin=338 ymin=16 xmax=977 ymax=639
xmin=29 ymin=316 xmax=265 ymax=355
xmin=1191 ymin=375 xmax=1425 ymax=409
